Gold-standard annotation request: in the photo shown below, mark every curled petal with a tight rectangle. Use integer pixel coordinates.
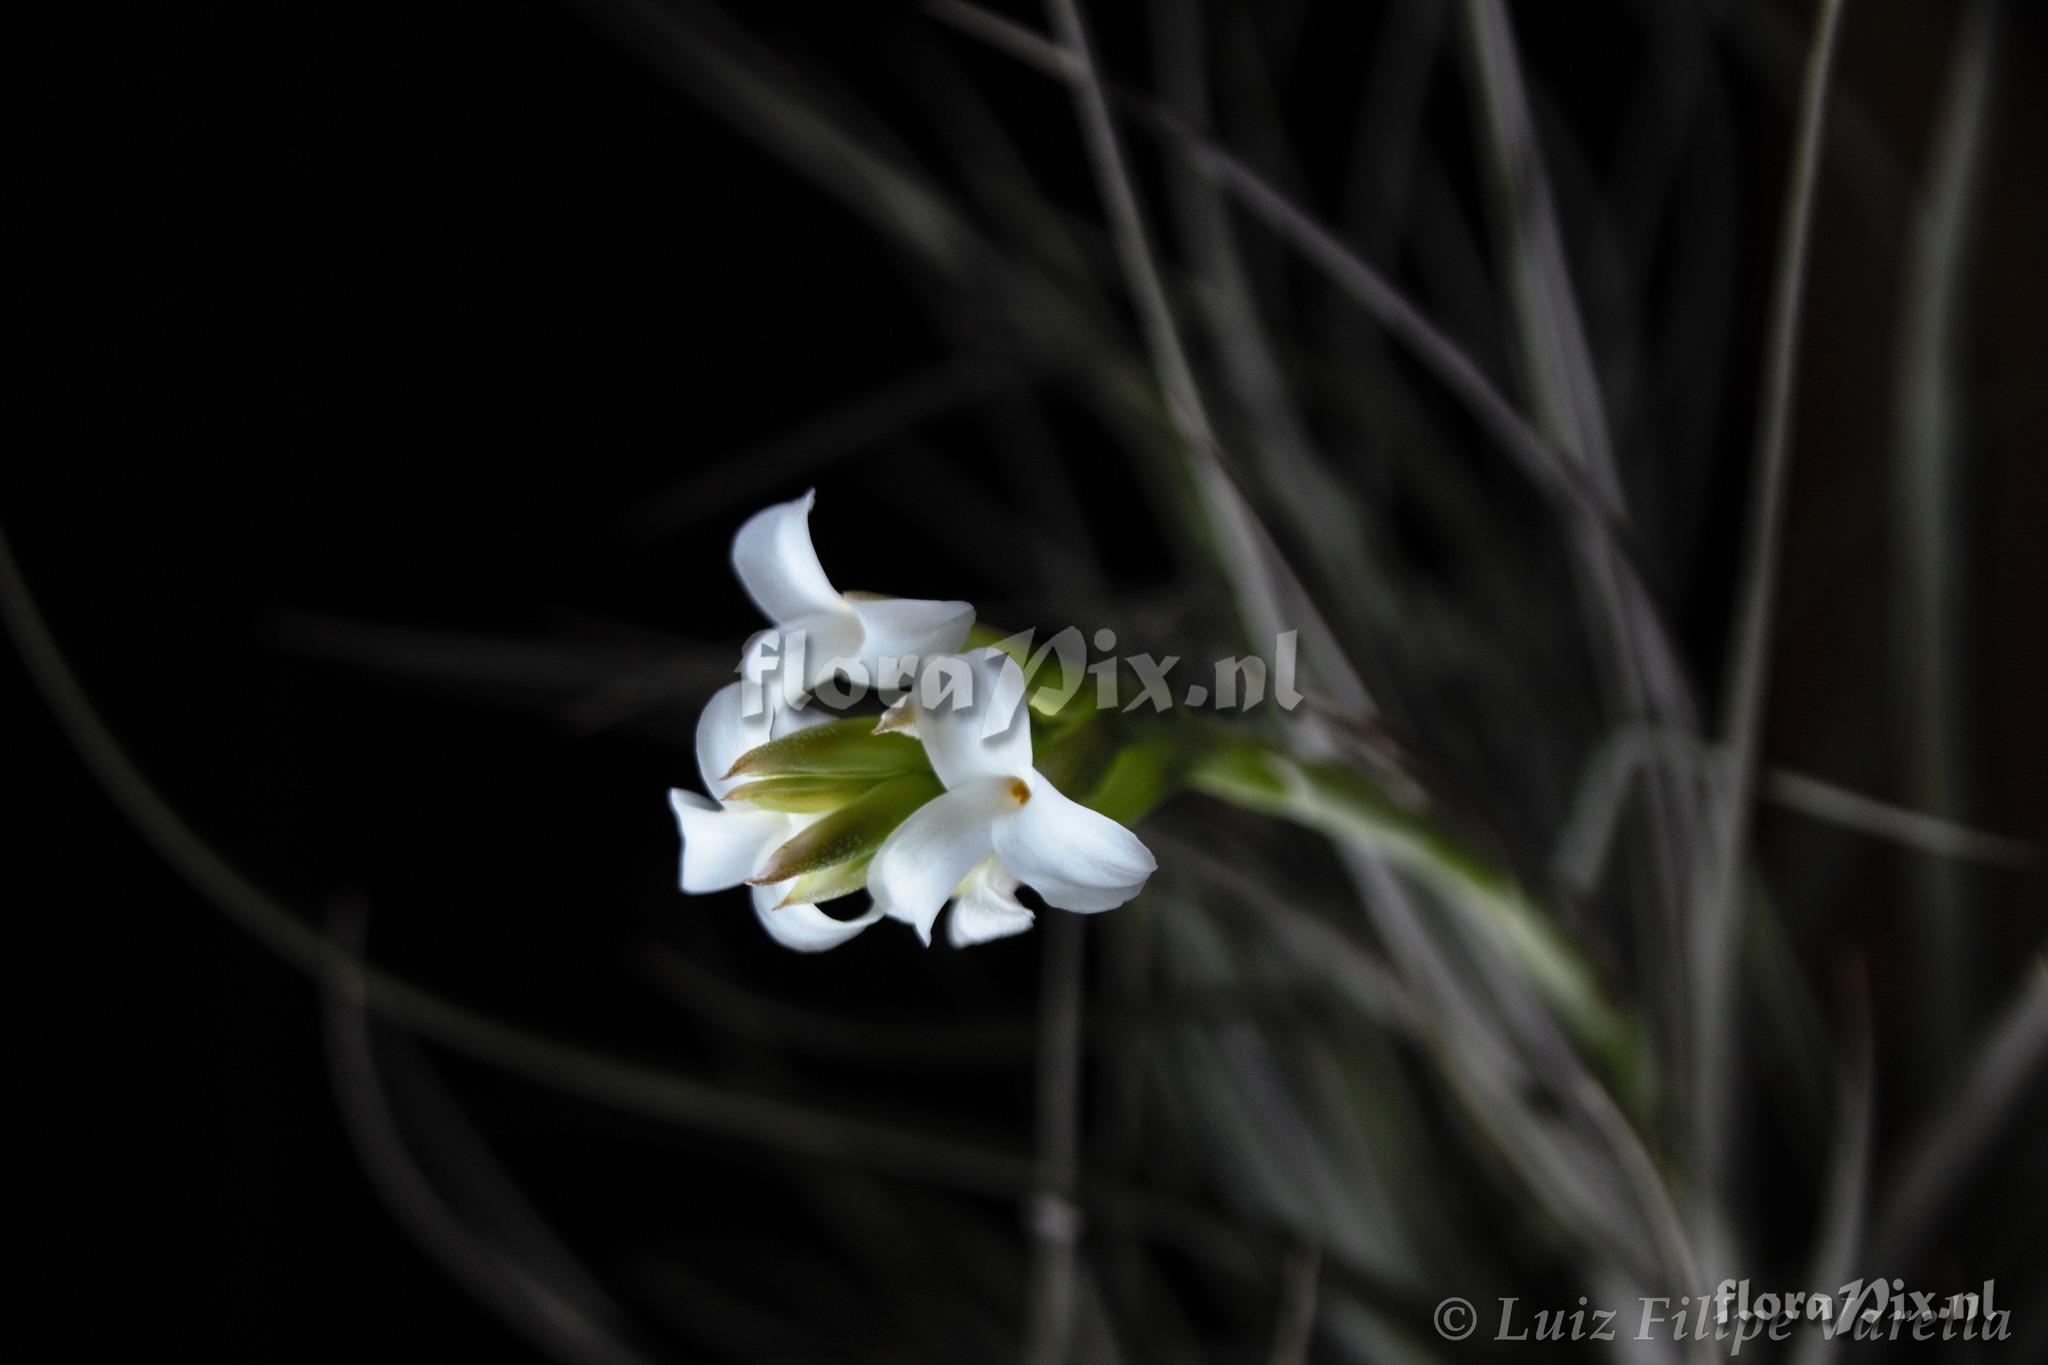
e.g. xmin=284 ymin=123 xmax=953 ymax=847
xmin=946 ymin=857 xmax=1034 ymax=948
xmin=749 ymin=882 xmax=883 ymax=952
xmin=732 ymin=490 xmax=844 ymax=624
xmin=695 ymin=682 xmax=772 ymax=800
xmin=670 ymin=790 xmax=793 ymax=893
xmin=866 ymin=778 xmax=1011 ymax=945
xmin=916 ymin=649 xmax=1033 ymax=789
xmin=848 ymin=596 xmax=975 ymax=678
xmin=992 ymin=773 xmax=1156 ymax=913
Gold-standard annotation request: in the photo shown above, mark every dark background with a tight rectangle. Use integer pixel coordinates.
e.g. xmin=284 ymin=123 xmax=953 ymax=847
xmin=24 ymin=4 xmax=1087 ymax=1357
xmin=14 ymin=0 xmax=2044 ymax=1359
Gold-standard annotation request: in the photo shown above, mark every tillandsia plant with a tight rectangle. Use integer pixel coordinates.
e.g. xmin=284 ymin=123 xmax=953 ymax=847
xmin=671 ymin=494 xmax=1628 ymax=1072
xmin=24 ymin=1 xmax=2026 ymax=1360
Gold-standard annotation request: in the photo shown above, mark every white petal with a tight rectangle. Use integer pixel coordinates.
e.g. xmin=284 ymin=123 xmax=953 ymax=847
xmin=731 ymin=491 xmax=844 ymax=624
xmin=847 ymin=597 xmax=975 ymax=676
xmin=749 ymin=882 xmax=883 ymax=952
xmin=946 ymin=856 xmax=1035 ymax=947
xmin=695 ymin=682 xmax=772 ymax=800
xmin=772 ymin=696 xmax=837 ymax=735
xmin=992 ymin=773 xmax=1156 ymax=913
xmin=915 ymin=648 xmax=1033 ymax=789
xmin=739 ymin=610 xmax=863 ymax=695
xmin=866 ymin=779 xmax=1010 ymax=945
xmin=669 ymin=790 xmax=794 ymax=893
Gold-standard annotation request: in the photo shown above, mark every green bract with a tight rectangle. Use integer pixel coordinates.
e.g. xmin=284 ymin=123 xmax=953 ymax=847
xmin=722 ymin=774 xmax=883 ymax=813
xmin=725 ymin=717 xmax=930 ymax=781
xmin=750 ymin=770 xmax=945 ymax=886
xmin=774 ymin=857 xmax=878 ymax=908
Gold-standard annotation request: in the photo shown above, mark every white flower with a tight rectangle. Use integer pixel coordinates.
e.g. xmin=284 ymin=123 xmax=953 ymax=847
xmin=668 ymin=683 xmax=883 ymax=952
xmin=734 ymin=491 xmax=974 ymax=695
xmin=869 ymin=649 xmax=1157 ymax=944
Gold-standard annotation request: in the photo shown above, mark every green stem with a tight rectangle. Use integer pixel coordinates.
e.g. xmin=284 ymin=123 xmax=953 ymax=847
xmin=1187 ymin=736 xmax=1637 ymax=1084
xmin=990 ymin=626 xmax=1637 ymax=1085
